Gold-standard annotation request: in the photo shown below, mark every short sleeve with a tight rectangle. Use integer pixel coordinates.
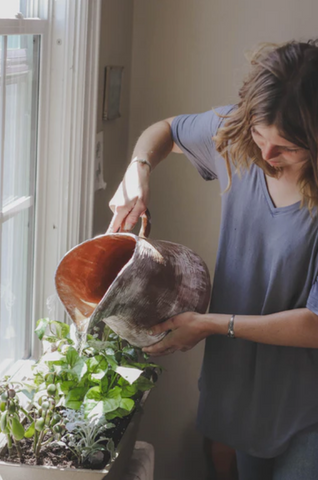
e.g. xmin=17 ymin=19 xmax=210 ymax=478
xmin=170 ymin=104 xmax=236 ymax=181
xmin=306 ymin=280 xmax=318 ymax=315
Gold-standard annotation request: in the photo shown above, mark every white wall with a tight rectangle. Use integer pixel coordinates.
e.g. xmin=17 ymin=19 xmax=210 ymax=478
xmin=93 ymin=0 xmax=134 ymax=235
xmin=128 ymin=1 xmax=318 ymax=479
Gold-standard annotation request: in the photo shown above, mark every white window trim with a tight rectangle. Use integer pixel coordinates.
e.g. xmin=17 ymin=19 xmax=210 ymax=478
xmin=80 ymin=0 xmax=102 ymax=243
xmin=0 ymin=19 xmax=47 ymax=34
xmin=1 ymin=196 xmax=33 ymax=222
xmin=32 ymin=0 xmax=101 ymax=358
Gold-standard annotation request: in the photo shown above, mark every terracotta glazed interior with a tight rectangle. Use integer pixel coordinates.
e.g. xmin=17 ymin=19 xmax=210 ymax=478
xmin=55 ymin=234 xmax=137 ymax=320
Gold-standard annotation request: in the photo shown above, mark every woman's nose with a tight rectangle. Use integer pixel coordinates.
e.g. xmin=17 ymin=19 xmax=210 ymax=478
xmin=261 ymin=143 xmax=278 ymax=160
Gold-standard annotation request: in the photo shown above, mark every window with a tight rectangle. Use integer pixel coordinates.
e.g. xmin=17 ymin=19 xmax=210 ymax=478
xmin=0 ymin=33 xmax=40 ymax=373
xmin=0 ymin=0 xmax=101 ymax=373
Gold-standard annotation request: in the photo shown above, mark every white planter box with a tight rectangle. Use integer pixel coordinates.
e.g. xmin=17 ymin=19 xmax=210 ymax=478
xmin=0 ymin=392 xmax=150 ymax=480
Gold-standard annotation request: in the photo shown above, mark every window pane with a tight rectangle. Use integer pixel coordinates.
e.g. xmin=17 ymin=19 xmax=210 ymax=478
xmin=0 ymin=209 xmax=33 ymax=374
xmin=0 ymin=1 xmax=41 ymax=19
xmin=2 ymin=35 xmax=39 ymax=207
xmin=0 ymin=33 xmax=39 ymax=372
xmin=0 ymin=1 xmax=21 ymax=19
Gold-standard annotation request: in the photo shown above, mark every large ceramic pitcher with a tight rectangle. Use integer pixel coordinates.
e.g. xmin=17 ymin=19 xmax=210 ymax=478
xmin=55 ymin=211 xmax=211 ymax=347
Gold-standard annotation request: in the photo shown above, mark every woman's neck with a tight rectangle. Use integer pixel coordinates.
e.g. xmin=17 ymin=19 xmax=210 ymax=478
xmin=265 ymin=169 xmax=302 ymax=208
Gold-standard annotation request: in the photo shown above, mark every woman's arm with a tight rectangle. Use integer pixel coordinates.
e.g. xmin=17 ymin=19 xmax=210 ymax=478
xmin=142 ymin=308 xmax=318 ymax=355
xmin=130 ymin=117 xmax=182 ymax=163
xmin=107 ymin=117 xmax=181 ymax=233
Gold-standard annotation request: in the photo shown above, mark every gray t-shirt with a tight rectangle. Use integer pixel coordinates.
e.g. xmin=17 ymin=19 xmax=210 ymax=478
xmin=171 ymin=105 xmax=318 ymax=458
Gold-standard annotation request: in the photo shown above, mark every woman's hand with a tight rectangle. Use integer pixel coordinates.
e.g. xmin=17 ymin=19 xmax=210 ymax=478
xmin=142 ymin=312 xmax=208 ymax=356
xmin=106 ymin=118 xmax=176 ymax=233
xmin=106 ymin=162 xmax=150 ymax=233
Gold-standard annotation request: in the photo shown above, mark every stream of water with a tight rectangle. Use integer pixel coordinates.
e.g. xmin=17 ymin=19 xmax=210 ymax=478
xmin=75 ymin=330 xmax=87 ymax=356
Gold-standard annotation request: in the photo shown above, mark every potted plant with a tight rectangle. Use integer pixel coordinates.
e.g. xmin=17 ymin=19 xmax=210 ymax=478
xmin=0 ymin=319 xmax=160 ymax=479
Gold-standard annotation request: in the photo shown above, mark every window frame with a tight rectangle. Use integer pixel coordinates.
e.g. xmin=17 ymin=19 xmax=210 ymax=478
xmin=0 ymin=0 xmax=101 ymax=363
xmin=0 ymin=20 xmax=46 ymax=372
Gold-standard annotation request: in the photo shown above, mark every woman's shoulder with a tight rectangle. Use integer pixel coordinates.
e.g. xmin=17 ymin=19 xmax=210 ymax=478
xmin=206 ymin=104 xmax=237 ymax=131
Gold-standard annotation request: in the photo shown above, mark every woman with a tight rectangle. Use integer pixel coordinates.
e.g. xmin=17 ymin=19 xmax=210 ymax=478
xmin=107 ymin=40 xmax=318 ymax=480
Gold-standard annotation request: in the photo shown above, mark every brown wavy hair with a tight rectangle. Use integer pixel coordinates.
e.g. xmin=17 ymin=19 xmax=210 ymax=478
xmin=214 ymin=40 xmax=318 ymax=211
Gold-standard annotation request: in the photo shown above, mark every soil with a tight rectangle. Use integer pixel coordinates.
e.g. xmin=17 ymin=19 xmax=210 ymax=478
xmin=0 ymin=408 xmax=135 ymax=470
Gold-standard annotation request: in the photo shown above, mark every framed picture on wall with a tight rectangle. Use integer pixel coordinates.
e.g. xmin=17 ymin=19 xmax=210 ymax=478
xmin=103 ymin=65 xmax=124 ymax=121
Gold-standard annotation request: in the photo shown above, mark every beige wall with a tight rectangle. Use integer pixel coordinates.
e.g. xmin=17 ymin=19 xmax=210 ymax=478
xmin=127 ymin=1 xmax=318 ymax=480
xmin=93 ymin=0 xmax=134 ymax=235
xmin=94 ymin=0 xmax=318 ymax=478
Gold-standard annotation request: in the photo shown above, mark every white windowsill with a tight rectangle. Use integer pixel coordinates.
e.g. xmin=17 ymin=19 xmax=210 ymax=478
xmin=1 ymin=196 xmax=33 ymax=222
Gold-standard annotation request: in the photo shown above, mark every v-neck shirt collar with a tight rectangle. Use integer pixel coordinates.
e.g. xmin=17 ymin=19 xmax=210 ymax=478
xmin=258 ymin=167 xmax=301 ymax=215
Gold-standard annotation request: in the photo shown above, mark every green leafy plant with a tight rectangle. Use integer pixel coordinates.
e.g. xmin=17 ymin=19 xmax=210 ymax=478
xmin=29 ymin=385 xmax=66 ymax=459
xmin=0 ymin=380 xmax=27 ymax=459
xmin=57 ymin=406 xmax=115 ymax=465
xmin=0 ymin=377 xmax=67 ymax=462
xmin=0 ymin=318 xmax=161 ymax=466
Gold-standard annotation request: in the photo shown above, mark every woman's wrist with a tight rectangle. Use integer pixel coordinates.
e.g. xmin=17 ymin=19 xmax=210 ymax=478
xmin=129 ymin=157 xmax=152 ymax=173
xmin=200 ymin=313 xmax=229 ymax=337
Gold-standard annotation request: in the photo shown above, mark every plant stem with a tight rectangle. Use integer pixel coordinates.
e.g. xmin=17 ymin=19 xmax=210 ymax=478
xmin=13 ymin=438 xmax=22 ymax=460
xmin=35 ymin=429 xmax=46 ymax=460
xmin=33 ymin=429 xmax=38 ymax=453
xmin=20 ymin=407 xmax=33 ymax=422
xmin=40 ymin=435 xmax=54 ymax=447
xmin=6 ymin=433 xmax=12 ymax=456
xmin=108 ymin=373 xmax=119 ymax=390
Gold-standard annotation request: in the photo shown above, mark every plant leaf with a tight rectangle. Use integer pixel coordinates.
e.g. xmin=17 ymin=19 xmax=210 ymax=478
xmin=35 ymin=318 xmax=49 ymax=340
xmin=41 ymin=351 xmax=64 ymax=363
xmin=66 ymin=347 xmax=79 ymax=368
xmin=90 ymin=372 xmax=104 ymax=381
xmin=101 ymin=398 xmax=121 ymax=414
xmin=83 ymin=399 xmax=99 ymax=417
xmin=107 ymin=438 xmax=116 ymax=461
xmin=87 ymin=340 xmax=117 ymax=351
xmin=119 ymin=398 xmax=134 ymax=412
xmin=104 ymin=356 xmax=117 ymax=370
xmin=65 ymin=400 xmax=82 ymax=410
xmin=20 ymin=385 xmax=36 ymax=401
xmin=134 ymin=376 xmax=155 ymax=391
xmin=71 ymin=358 xmax=87 ymax=381
xmin=51 ymin=321 xmax=70 ymax=340
xmin=42 ymin=335 xmax=59 ymax=343
xmin=119 ymin=382 xmax=139 ymax=398
xmin=66 ymin=387 xmax=87 ymax=400
xmin=85 ymin=386 xmax=102 ymax=402
xmin=59 ymin=380 xmax=77 ymax=394
xmin=106 ymin=386 xmax=121 ymax=399
xmin=122 ymin=347 xmax=138 ymax=360
xmin=24 ymin=422 xmax=35 ymax=438
xmin=65 ymin=387 xmax=87 ymax=409
xmin=100 ymin=374 xmax=109 ymax=394
xmin=115 ymin=366 xmax=143 ymax=385
xmin=106 ymin=407 xmax=132 ymax=420
xmin=86 ymin=355 xmax=108 ymax=374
